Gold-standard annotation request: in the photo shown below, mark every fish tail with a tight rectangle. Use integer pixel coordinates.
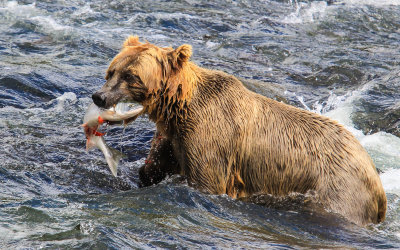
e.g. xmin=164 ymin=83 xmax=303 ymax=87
xmin=104 ymin=147 xmax=126 ymax=177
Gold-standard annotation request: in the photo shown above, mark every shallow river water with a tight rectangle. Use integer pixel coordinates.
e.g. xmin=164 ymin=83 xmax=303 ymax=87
xmin=1 ymin=0 xmax=400 ymax=248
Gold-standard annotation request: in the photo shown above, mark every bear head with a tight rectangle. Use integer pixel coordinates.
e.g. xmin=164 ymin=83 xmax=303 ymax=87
xmin=92 ymin=36 xmax=200 ymax=120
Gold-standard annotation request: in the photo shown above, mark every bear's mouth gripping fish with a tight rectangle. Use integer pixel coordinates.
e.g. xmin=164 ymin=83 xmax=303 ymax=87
xmin=82 ymin=102 xmax=143 ymax=177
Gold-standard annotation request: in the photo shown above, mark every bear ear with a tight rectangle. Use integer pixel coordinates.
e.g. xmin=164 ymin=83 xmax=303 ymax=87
xmin=123 ymin=35 xmax=142 ymax=47
xmin=175 ymin=44 xmax=192 ymax=63
xmin=169 ymin=44 xmax=192 ymax=68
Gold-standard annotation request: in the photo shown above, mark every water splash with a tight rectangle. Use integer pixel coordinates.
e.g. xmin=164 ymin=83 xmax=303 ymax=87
xmin=343 ymin=0 xmax=400 ymax=6
xmin=282 ymin=1 xmax=329 ymax=24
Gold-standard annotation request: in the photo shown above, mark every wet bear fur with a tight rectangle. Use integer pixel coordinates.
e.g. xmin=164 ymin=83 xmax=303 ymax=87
xmin=92 ymin=36 xmax=387 ymax=226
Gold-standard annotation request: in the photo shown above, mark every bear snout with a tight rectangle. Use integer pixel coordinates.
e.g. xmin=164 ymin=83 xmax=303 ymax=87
xmin=92 ymin=92 xmax=107 ymax=108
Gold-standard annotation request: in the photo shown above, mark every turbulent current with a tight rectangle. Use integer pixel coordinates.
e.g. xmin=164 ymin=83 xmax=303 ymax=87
xmin=1 ymin=0 xmax=400 ymax=248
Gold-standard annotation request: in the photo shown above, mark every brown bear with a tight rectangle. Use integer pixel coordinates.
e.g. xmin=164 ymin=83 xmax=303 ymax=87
xmin=92 ymin=36 xmax=387 ymax=226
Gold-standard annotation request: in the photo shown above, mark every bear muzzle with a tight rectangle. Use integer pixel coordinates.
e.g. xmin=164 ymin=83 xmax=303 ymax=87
xmin=92 ymin=92 xmax=107 ymax=108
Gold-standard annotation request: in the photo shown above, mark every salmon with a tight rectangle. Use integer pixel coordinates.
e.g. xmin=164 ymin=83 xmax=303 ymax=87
xmin=82 ymin=102 xmax=143 ymax=176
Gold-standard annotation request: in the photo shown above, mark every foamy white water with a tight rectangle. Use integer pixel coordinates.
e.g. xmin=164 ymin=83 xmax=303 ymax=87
xmin=282 ymin=1 xmax=329 ymax=24
xmin=380 ymin=169 xmax=400 ymax=196
xmin=343 ymin=0 xmax=400 ymax=6
xmin=281 ymin=0 xmax=400 ymax=26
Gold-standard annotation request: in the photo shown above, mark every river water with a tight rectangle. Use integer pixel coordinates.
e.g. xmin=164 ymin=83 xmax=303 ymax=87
xmin=1 ymin=0 xmax=400 ymax=248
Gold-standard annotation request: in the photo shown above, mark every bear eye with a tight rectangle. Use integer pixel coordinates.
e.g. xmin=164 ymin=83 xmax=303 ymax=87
xmin=106 ymin=70 xmax=115 ymax=80
xmin=122 ymin=72 xmax=138 ymax=83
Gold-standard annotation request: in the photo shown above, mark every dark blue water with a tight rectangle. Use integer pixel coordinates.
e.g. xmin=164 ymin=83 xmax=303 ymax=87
xmin=1 ymin=0 xmax=400 ymax=248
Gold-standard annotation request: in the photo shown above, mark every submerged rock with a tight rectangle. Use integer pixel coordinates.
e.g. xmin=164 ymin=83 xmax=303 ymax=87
xmin=352 ymin=70 xmax=400 ymax=138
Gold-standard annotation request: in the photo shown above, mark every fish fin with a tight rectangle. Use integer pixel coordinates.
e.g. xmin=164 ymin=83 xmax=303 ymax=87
xmin=105 ymin=147 xmax=126 ymax=177
xmin=123 ymin=114 xmax=140 ymax=126
xmin=86 ymin=138 xmax=96 ymax=151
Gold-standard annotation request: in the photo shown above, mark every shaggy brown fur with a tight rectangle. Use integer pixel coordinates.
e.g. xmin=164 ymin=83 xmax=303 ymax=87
xmin=92 ymin=36 xmax=387 ymax=226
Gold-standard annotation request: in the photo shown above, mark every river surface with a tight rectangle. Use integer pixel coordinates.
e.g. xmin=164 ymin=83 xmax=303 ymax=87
xmin=1 ymin=0 xmax=400 ymax=248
